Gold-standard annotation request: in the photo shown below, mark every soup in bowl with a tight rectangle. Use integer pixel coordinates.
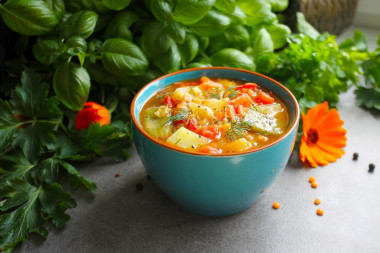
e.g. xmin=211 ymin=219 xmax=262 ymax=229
xmin=131 ymin=67 xmax=299 ymax=216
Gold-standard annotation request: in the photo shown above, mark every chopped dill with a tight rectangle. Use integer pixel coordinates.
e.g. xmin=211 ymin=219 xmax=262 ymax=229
xmin=207 ymin=88 xmax=223 ymax=99
xmin=223 ymin=85 xmax=240 ymax=98
xmin=164 ymin=109 xmax=190 ymax=125
xmin=225 ymin=120 xmax=251 ymax=141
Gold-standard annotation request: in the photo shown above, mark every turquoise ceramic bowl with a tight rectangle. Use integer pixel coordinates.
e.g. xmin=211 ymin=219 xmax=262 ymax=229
xmin=131 ymin=67 xmax=299 ymax=216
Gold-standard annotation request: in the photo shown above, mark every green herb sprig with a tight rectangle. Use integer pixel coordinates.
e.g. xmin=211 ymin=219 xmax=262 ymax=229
xmin=165 ymin=109 xmax=191 ymax=125
xmin=225 ymin=120 xmax=251 ymax=141
xmin=223 ymin=85 xmax=240 ymax=99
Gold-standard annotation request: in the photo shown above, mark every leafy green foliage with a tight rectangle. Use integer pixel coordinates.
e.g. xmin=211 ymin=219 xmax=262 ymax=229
xmin=0 ymin=0 xmax=59 ymax=36
xmin=53 ymin=62 xmax=91 ymax=111
xmin=0 ymin=0 xmax=376 ymax=251
xmin=256 ymin=33 xmax=360 ymax=112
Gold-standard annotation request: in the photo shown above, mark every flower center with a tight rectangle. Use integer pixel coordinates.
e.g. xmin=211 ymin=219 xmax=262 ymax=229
xmin=306 ymin=129 xmax=319 ymax=145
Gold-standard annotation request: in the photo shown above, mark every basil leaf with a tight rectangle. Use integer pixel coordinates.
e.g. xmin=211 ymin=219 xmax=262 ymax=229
xmin=105 ymin=10 xmax=139 ymax=40
xmin=214 ymin=0 xmax=236 ymax=13
xmin=64 ymin=0 xmax=83 ymax=12
xmin=211 ymin=48 xmax=255 ymax=70
xmin=208 ymin=24 xmax=249 ymax=53
xmin=226 ymin=6 xmax=246 ymax=24
xmin=45 ymin=0 xmax=65 ymax=20
xmin=269 ymin=0 xmax=288 ymax=12
xmin=66 ymin=36 xmax=87 ymax=53
xmin=237 ymin=0 xmax=276 ymax=26
xmin=296 ymin=12 xmax=320 ymax=39
xmin=82 ymin=0 xmax=111 ymax=13
xmin=141 ymin=22 xmax=174 ymax=58
xmin=32 ymin=39 xmax=62 ymax=65
xmin=174 ymin=0 xmax=215 ymax=25
xmin=252 ymin=28 xmax=274 ymax=58
xmin=0 ymin=0 xmax=59 ymax=36
xmin=186 ymin=62 xmax=212 ymax=68
xmin=150 ymin=0 xmax=174 ymax=22
xmin=178 ymin=33 xmax=199 ymax=67
xmin=167 ymin=21 xmax=186 ymax=44
xmin=102 ymin=0 xmax=132 ymax=11
xmin=155 ymin=45 xmax=181 ymax=73
xmin=189 ymin=9 xmax=231 ymax=37
xmin=266 ymin=24 xmax=291 ymax=49
xmin=61 ymin=10 xmax=98 ymax=39
xmin=101 ymin=38 xmax=149 ymax=76
xmin=53 ymin=62 xmax=91 ymax=111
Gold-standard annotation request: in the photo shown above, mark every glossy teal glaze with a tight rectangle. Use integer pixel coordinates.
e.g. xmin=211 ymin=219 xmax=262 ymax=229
xmin=131 ymin=68 xmax=299 ymax=216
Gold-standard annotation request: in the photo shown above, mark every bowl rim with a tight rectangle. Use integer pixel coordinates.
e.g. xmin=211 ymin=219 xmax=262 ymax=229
xmin=130 ymin=67 xmax=300 ymax=156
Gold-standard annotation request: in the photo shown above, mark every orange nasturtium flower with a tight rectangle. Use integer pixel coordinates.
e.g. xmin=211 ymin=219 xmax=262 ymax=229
xmin=75 ymin=102 xmax=111 ymax=130
xmin=299 ymin=102 xmax=346 ymax=167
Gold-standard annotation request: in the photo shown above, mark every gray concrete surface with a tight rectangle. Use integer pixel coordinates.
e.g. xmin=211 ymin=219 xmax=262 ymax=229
xmin=15 ymin=26 xmax=380 ymax=253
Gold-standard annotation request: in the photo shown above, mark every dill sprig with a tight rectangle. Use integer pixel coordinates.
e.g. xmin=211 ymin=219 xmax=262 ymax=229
xmin=225 ymin=120 xmax=251 ymax=141
xmin=165 ymin=109 xmax=190 ymax=125
xmin=223 ymin=85 xmax=240 ymax=98
xmin=207 ymin=88 xmax=223 ymax=99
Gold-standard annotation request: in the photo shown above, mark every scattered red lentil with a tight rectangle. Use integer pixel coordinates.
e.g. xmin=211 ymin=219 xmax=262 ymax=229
xmin=311 ymin=182 xmax=318 ymax=188
xmin=314 ymin=198 xmax=321 ymax=205
xmin=308 ymin=176 xmax=316 ymax=183
xmin=114 ymin=173 xmax=120 ymax=178
xmin=316 ymin=208 xmax=324 ymax=216
xmin=272 ymin=202 xmax=281 ymax=209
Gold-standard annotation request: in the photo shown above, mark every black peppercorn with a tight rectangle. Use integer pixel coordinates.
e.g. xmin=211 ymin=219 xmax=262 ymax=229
xmin=368 ymin=163 xmax=375 ymax=173
xmin=136 ymin=182 xmax=143 ymax=191
xmin=352 ymin=153 xmax=359 ymax=161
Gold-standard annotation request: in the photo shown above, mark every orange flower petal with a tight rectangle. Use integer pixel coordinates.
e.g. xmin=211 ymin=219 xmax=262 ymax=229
xmin=300 ymin=102 xmax=346 ymax=167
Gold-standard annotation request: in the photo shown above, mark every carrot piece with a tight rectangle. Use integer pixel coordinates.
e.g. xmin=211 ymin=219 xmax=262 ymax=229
xmin=230 ymin=93 xmax=253 ymax=107
xmin=272 ymin=202 xmax=280 ymax=209
xmin=235 ymin=83 xmax=257 ymax=90
xmin=314 ymin=198 xmax=321 ymax=205
xmin=316 ymin=208 xmax=324 ymax=216
xmin=198 ymin=144 xmax=222 ymax=154
xmin=311 ymin=182 xmax=318 ymax=188
xmin=309 ymin=176 xmax=316 ymax=183
xmin=164 ymin=95 xmax=175 ymax=108
xmin=255 ymin=92 xmax=275 ymax=105
xmin=226 ymin=104 xmax=236 ymax=120
xmin=214 ymin=111 xmax=225 ymax=121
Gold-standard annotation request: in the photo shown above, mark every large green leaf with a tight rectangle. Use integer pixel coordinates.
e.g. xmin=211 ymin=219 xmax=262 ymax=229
xmin=104 ymin=10 xmax=139 ymax=40
xmin=0 ymin=180 xmax=47 ymax=251
xmin=252 ymin=28 xmax=274 ymax=57
xmin=141 ymin=22 xmax=174 ymax=58
xmin=266 ymin=23 xmax=291 ymax=49
xmin=32 ymin=39 xmax=63 ymax=65
xmin=102 ymin=0 xmax=132 ymax=10
xmin=59 ymin=161 xmax=97 ymax=193
xmin=237 ymin=0 xmax=276 ymax=26
xmin=211 ymin=48 xmax=255 ymax=70
xmin=45 ymin=0 xmax=65 ymax=19
xmin=208 ymin=24 xmax=249 ymax=53
xmin=53 ymin=62 xmax=91 ymax=111
xmin=178 ymin=33 xmax=199 ymax=67
xmin=0 ymin=153 xmax=36 ymax=189
xmin=150 ymin=0 xmax=174 ymax=22
xmin=214 ymin=0 xmax=236 ymax=13
xmin=355 ymin=86 xmax=380 ymax=110
xmin=269 ymin=0 xmax=288 ymax=12
xmin=0 ymin=100 xmax=18 ymax=153
xmin=39 ymin=183 xmax=76 ymax=228
xmin=189 ymin=9 xmax=231 ymax=37
xmin=61 ymin=10 xmax=98 ymax=39
xmin=82 ymin=0 xmax=111 ymax=13
xmin=101 ymin=38 xmax=149 ymax=76
xmin=0 ymin=0 xmax=59 ymax=36
xmin=174 ymin=0 xmax=215 ymax=25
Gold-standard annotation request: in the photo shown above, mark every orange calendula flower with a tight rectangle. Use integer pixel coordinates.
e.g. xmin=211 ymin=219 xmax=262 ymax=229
xmin=299 ymin=102 xmax=346 ymax=167
xmin=75 ymin=102 xmax=111 ymax=130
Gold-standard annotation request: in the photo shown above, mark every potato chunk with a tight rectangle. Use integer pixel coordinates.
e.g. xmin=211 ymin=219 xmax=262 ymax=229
xmin=223 ymin=138 xmax=252 ymax=153
xmin=172 ymin=87 xmax=193 ymax=102
xmin=167 ymin=127 xmax=211 ymax=149
xmin=188 ymin=102 xmax=215 ymax=120
xmin=256 ymin=103 xmax=283 ymax=117
xmin=244 ymin=109 xmax=282 ymax=135
xmin=202 ymin=98 xmax=228 ymax=112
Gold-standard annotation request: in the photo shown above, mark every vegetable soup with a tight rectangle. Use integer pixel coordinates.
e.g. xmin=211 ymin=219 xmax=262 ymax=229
xmin=140 ymin=76 xmax=289 ymax=154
